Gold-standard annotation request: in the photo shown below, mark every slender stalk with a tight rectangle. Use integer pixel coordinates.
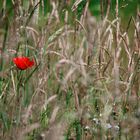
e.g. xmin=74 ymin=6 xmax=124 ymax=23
xmin=114 ymin=0 xmax=120 ymax=99
xmin=100 ymin=0 xmax=104 ymax=19
xmin=105 ymin=0 xmax=111 ymax=19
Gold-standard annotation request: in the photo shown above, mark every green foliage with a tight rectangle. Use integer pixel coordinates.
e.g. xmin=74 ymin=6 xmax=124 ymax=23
xmin=89 ymin=0 xmax=140 ymax=19
xmin=40 ymin=107 xmax=49 ymax=128
xmin=89 ymin=0 xmax=100 ymax=17
xmin=0 ymin=112 xmax=11 ymax=131
xmin=74 ymin=120 xmax=82 ymax=140
xmin=65 ymin=88 xmax=73 ymax=107
xmin=77 ymin=0 xmax=87 ymax=19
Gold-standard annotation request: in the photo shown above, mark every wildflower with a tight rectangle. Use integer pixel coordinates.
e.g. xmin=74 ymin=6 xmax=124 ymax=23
xmin=13 ymin=57 xmax=34 ymax=70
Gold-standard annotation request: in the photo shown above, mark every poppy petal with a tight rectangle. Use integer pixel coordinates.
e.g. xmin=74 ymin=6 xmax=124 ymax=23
xmin=13 ymin=57 xmax=34 ymax=70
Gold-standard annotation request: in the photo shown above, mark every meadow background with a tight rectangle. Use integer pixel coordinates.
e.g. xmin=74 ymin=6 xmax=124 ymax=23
xmin=0 ymin=0 xmax=140 ymax=139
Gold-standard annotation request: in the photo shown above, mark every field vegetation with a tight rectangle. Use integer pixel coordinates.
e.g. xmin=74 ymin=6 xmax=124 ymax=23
xmin=0 ymin=0 xmax=140 ymax=139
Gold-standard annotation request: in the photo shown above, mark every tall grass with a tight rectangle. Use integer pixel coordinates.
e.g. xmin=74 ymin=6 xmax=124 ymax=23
xmin=0 ymin=0 xmax=140 ymax=140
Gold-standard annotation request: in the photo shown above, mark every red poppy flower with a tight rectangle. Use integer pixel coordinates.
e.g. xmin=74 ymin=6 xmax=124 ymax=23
xmin=13 ymin=57 xmax=34 ymax=70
